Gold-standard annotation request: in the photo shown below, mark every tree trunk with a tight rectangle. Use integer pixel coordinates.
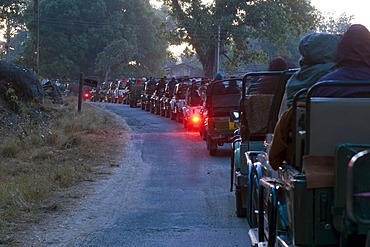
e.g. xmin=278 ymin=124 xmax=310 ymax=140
xmin=198 ymin=46 xmax=216 ymax=79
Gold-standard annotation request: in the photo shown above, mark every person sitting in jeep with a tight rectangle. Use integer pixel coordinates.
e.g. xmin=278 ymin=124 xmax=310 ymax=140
xmin=168 ymin=77 xmax=177 ymax=97
xmin=225 ymin=80 xmax=240 ymax=94
xmin=189 ymin=81 xmax=202 ymax=106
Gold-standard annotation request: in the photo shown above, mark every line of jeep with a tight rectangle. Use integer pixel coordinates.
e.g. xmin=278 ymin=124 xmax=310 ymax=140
xmin=133 ymin=70 xmax=370 ymax=246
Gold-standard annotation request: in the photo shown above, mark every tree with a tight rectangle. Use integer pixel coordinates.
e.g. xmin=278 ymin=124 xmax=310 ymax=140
xmin=163 ymin=0 xmax=318 ymax=78
xmin=317 ymin=12 xmax=353 ymax=34
xmin=94 ymin=0 xmax=168 ymax=80
xmin=95 ymin=39 xmax=136 ymax=83
xmin=19 ymin=0 xmax=167 ymax=80
xmin=0 ymin=0 xmax=26 ymax=62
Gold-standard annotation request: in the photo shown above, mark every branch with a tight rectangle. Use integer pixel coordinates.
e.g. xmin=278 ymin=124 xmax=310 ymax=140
xmin=171 ymin=0 xmax=186 ymax=21
xmin=222 ymin=52 xmax=238 ymax=67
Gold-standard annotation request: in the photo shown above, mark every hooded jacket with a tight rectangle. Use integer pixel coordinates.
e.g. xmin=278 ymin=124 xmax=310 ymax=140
xmin=269 ymin=33 xmax=341 ymax=170
xmin=286 ymin=33 xmax=341 ymax=106
xmin=314 ymin=24 xmax=370 ymax=97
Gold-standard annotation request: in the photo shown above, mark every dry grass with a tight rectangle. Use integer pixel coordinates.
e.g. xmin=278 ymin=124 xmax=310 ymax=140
xmin=0 ymin=97 xmax=128 ymax=244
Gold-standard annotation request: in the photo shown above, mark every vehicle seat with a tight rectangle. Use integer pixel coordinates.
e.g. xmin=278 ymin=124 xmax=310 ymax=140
xmin=213 ymin=83 xmax=226 ymax=95
xmin=242 ymin=94 xmax=274 ymax=139
xmin=302 ymin=97 xmax=370 ymax=237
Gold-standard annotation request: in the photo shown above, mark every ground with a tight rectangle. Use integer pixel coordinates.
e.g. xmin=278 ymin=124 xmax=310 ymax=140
xmin=0 ymin=98 xmax=129 ymax=247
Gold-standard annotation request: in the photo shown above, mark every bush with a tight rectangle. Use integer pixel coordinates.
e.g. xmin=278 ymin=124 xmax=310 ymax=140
xmin=0 ymin=96 xmax=127 ymax=243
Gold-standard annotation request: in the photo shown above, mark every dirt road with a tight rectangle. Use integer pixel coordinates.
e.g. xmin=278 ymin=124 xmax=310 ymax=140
xmin=16 ymin=103 xmax=251 ymax=247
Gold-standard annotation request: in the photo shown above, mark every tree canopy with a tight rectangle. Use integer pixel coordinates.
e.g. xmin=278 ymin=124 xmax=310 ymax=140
xmin=19 ymin=0 xmax=167 ymax=81
xmin=0 ymin=0 xmax=26 ymax=61
xmin=317 ymin=12 xmax=353 ymax=34
xmin=1 ymin=0 xmax=356 ymax=80
xmin=163 ymin=0 xmax=318 ymax=78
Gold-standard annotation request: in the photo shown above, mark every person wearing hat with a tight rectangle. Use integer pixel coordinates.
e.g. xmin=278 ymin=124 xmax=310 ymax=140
xmin=257 ymin=56 xmax=289 ymax=94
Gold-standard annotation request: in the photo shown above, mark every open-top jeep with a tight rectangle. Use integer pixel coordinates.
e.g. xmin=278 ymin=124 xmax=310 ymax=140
xmin=203 ymin=78 xmax=242 ymax=156
xmin=169 ymin=78 xmax=191 ymax=122
xmin=128 ymin=84 xmax=144 ymax=108
xmin=230 ymin=70 xmax=295 ymax=219
xmin=182 ymin=81 xmax=203 ymax=131
xmin=246 ymin=80 xmax=370 ymax=247
xmin=141 ymin=78 xmax=157 ymax=111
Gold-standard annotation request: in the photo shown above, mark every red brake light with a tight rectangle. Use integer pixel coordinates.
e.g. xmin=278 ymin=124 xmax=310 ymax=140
xmin=192 ymin=116 xmax=200 ymax=123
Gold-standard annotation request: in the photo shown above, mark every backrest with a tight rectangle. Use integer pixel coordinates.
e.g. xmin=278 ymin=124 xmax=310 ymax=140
xmin=292 ymin=80 xmax=370 ymax=171
xmin=306 ymin=80 xmax=370 ymax=156
xmin=333 ymin=143 xmax=370 ymax=232
xmin=213 ymin=83 xmax=226 ymax=95
xmin=131 ymin=85 xmax=143 ymax=91
xmin=240 ymin=70 xmax=297 ymax=141
xmin=211 ymin=93 xmax=240 ymax=108
xmin=207 ymin=79 xmax=241 ymax=116
xmin=303 ymin=81 xmax=370 ymax=234
xmin=307 ymin=97 xmax=370 ymax=156
xmin=242 ymin=94 xmax=274 ymax=137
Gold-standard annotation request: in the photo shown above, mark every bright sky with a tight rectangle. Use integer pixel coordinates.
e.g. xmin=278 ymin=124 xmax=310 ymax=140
xmin=310 ymin=0 xmax=370 ymax=30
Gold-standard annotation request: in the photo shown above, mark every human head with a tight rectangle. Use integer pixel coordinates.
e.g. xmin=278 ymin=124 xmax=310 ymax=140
xmin=268 ymin=56 xmax=289 ymax=71
xmin=214 ymin=72 xmax=223 ymax=81
xmin=298 ymin=33 xmax=341 ymax=66
xmin=336 ymin=24 xmax=370 ymax=67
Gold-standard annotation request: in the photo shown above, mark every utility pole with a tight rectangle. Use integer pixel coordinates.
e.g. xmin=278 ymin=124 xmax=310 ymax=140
xmin=5 ymin=19 xmax=10 ymax=62
xmin=34 ymin=0 xmax=40 ymax=78
xmin=78 ymin=73 xmax=84 ymax=112
xmin=215 ymin=25 xmax=221 ymax=75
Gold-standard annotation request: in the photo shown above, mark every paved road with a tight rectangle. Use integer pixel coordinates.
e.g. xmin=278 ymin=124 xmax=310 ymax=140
xmin=30 ymin=102 xmax=251 ymax=247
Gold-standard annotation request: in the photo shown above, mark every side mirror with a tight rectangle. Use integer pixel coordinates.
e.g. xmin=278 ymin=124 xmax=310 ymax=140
xmin=229 ymin=111 xmax=239 ymax=122
xmin=230 ymin=111 xmax=239 ymax=123
xmin=229 ymin=110 xmax=240 ymax=131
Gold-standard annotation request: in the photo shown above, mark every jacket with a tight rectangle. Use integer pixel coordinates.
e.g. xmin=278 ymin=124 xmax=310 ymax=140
xmin=314 ymin=24 xmax=370 ymax=97
xmin=286 ymin=33 xmax=341 ymax=106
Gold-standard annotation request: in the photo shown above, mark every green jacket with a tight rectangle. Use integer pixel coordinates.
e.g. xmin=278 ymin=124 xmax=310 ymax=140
xmin=286 ymin=33 xmax=341 ymax=107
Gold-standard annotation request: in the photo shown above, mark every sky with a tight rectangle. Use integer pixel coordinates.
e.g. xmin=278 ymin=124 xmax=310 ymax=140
xmin=151 ymin=0 xmax=370 ymax=29
xmin=310 ymin=0 xmax=370 ymax=30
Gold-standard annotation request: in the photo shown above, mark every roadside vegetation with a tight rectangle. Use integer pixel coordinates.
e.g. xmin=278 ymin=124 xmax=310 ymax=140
xmin=0 ymin=97 xmax=127 ymax=244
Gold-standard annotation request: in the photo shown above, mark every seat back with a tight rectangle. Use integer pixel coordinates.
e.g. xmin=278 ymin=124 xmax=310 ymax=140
xmin=208 ymin=79 xmax=241 ymax=116
xmin=303 ymin=81 xmax=370 ymax=234
xmin=305 ymin=80 xmax=370 ymax=156
xmin=241 ymin=94 xmax=274 ymax=138
xmin=307 ymin=97 xmax=370 ymax=156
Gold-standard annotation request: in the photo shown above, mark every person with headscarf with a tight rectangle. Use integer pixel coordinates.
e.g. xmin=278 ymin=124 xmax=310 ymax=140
xmin=285 ymin=33 xmax=341 ymax=107
xmin=313 ymin=24 xmax=370 ymax=97
xmin=257 ymin=56 xmax=289 ymax=94
xmin=269 ymin=33 xmax=342 ymax=170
